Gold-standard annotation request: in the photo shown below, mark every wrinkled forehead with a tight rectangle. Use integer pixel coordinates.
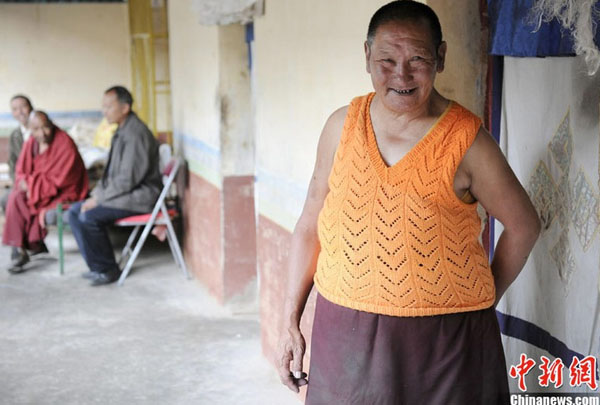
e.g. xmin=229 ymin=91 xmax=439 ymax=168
xmin=372 ymin=18 xmax=437 ymax=51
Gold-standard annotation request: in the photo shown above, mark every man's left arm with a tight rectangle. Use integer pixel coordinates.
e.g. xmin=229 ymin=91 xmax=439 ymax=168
xmin=94 ymin=134 xmax=151 ymax=203
xmin=462 ymin=127 xmax=541 ymax=306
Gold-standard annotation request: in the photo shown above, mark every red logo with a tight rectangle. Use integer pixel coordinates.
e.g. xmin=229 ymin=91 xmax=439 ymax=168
xmin=569 ymin=356 xmax=598 ymax=390
xmin=509 ymin=354 xmax=598 ymax=392
xmin=509 ymin=354 xmax=537 ymax=392
xmin=538 ymin=356 xmax=564 ymax=388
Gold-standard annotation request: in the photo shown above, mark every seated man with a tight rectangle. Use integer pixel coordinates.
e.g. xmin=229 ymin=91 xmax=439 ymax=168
xmin=1 ymin=95 xmax=34 ymax=214
xmin=68 ymin=86 xmax=161 ymax=286
xmin=3 ymin=111 xmax=88 ymax=273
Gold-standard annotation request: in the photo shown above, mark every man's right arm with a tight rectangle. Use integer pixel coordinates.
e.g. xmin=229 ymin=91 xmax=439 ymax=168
xmin=277 ymin=105 xmax=347 ymax=392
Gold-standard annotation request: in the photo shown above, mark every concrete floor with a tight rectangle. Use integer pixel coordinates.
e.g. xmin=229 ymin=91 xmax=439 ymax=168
xmin=0 ymin=227 xmax=299 ymax=405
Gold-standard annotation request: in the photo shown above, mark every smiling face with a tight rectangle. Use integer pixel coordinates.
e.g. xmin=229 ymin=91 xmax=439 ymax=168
xmin=365 ymin=19 xmax=446 ymax=115
xmin=10 ymin=97 xmax=32 ymax=127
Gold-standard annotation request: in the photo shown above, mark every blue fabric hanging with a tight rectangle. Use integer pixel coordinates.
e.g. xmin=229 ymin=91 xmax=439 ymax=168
xmin=487 ymin=0 xmax=599 ymax=57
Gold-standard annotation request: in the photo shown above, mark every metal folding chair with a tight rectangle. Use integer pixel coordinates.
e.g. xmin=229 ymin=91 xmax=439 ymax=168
xmin=115 ymin=157 xmax=190 ymax=286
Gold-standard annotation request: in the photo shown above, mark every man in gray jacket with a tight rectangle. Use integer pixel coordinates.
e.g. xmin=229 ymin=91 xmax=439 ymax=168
xmin=68 ymin=86 xmax=161 ymax=286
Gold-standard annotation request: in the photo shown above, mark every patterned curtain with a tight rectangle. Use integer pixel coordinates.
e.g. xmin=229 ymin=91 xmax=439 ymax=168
xmin=497 ymin=55 xmax=600 ymax=394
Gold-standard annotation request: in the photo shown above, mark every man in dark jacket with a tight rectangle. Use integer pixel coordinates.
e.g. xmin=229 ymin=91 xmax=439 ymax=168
xmin=68 ymin=86 xmax=162 ymax=286
xmin=2 ymin=95 xmax=33 ymax=214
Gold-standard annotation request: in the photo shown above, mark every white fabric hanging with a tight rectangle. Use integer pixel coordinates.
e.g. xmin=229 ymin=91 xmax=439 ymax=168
xmin=497 ymin=55 xmax=600 ymax=393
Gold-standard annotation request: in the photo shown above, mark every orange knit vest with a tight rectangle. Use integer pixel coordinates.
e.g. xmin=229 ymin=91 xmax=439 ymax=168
xmin=314 ymin=93 xmax=495 ymax=317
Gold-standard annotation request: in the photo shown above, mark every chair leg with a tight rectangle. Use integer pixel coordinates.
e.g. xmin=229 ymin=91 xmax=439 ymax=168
xmin=165 ymin=227 xmax=189 ymax=277
xmin=57 ymin=203 xmax=64 ymax=275
xmin=164 ymin=228 xmax=180 ymax=268
xmin=117 ymin=222 xmax=154 ymax=286
xmin=119 ymin=225 xmax=141 ymax=267
xmin=161 ymin=205 xmax=191 ymax=280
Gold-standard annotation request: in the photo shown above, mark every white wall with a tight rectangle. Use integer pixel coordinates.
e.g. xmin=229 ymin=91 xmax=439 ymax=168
xmin=429 ymin=0 xmax=485 ymax=117
xmin=0 ymin=4 xmax=131 ymax=116
xmin=253 ymin=0 xmax=391 ymax=229
xmin=168 ymin=0 xmax=221 ymax=185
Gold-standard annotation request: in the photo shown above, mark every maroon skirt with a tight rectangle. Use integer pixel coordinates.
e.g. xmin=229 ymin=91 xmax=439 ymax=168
xmin=305 ymin=294 xmax=509 ymax=405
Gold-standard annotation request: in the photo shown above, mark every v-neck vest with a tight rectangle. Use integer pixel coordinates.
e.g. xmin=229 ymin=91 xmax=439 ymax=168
xmin=314 ymin=93 xmax=495 ymax=317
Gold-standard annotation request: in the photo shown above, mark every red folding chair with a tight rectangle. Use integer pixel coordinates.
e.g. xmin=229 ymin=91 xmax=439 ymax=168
xmin=115 ymin=157 xmax=190 ymax=286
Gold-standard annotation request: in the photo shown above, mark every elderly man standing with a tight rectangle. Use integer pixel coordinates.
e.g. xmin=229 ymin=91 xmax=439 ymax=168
xmin=68 ymin=86 xmax=161 ymax=286
xmin=278 ymin=1 xmax=540 ymax=403
xmin=3 ymin=111 xmax=88 ymax=273
xmin=2 ymin=95 xmax=34 ymax=214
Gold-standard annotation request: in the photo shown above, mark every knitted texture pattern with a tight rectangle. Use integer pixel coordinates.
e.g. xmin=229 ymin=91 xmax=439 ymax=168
xmin=314 ymin=93 xmax=495 ymax=317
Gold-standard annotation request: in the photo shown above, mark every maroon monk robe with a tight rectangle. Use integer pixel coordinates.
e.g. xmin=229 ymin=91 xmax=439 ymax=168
xmin=2 ymin=128 xmax=88 ymax=248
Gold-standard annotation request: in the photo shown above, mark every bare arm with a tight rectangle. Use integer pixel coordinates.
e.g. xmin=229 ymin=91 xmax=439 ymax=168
xmin=277 ymin=106 xmax=347 ymax=392
xmin=459 ymin=128 xmax=541 ymax=306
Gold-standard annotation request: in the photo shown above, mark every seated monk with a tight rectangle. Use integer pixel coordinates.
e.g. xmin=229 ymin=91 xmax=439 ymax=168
xmin=3 ymin=111 xmax=88 ymax=273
